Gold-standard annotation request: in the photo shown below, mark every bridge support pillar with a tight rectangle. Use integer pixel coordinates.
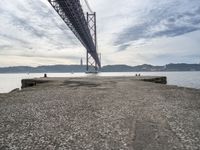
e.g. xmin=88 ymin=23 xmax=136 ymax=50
xmin=86 ymin=51 xmax=98 ymax=73
xmin=86 ymin=12 xmax=100 ymax=73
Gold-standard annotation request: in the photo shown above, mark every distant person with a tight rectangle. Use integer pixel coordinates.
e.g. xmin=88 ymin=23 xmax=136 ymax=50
xmin=44 ymin=74 xmax=47 ymax=78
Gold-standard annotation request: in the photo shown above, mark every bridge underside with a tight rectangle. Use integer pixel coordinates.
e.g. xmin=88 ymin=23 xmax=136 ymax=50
xmin=48 ymin=0 xmax=101 ymax=70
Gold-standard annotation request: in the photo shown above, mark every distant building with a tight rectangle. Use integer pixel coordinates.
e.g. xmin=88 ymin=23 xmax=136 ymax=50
xmin=80 ymin=58 xmax=83 ymax=66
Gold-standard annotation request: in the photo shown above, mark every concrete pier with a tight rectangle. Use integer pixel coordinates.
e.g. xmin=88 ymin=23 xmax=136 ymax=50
xmin=0 ymin=76 xmax=200 ymax=149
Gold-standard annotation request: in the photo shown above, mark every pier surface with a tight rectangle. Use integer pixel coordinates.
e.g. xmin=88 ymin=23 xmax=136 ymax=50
xmin=0 ymin=76 xmax=200 ymax=149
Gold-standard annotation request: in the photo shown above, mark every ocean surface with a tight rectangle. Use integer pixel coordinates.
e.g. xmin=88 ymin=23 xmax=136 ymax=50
xmin=0 ymin=72 xmax=200 ymax=93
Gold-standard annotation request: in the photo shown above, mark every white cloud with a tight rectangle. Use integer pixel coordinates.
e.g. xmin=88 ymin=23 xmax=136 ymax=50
xmin=0 ymin=55 xmax=79 ymax=67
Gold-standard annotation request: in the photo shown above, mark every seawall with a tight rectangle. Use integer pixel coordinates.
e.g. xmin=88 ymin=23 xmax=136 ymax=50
xmin=21 ymin=76 xmax=167 ymax=89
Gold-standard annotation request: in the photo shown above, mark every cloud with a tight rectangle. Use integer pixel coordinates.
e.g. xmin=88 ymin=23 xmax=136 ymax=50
xmin=153 ymin=26 xmax=199 ymax=37
xmin=114 ymin=1 xmax=200 ymax=51
xmin=117 ymin=44 xmax=131 ymax=52
xmin=0 ymin=33 xmax=29 ymax=45
xmin=0 ymin=55 xmax=79 ymax=67
xmin=0 ymin=0 xmax=81 ymax=56
xmin=0 ymin=45 xmax=11 ymax=50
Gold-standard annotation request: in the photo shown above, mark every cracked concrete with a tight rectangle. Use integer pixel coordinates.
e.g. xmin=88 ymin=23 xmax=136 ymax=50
xmin=0 ymin=76 xmax=200 ymax=150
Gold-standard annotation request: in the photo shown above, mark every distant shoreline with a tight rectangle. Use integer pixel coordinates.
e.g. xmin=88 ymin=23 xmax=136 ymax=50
xmin=0 ymin=63 xmax=200 ymax=73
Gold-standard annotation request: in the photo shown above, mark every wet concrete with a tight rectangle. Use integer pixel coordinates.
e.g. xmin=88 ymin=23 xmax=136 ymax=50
xmin=0 ymin=76 xmax=200 ymax=149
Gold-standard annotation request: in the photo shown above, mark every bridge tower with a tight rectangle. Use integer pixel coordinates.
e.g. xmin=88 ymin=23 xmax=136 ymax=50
xmin=86 ymin=12 xmax=99 ymax=72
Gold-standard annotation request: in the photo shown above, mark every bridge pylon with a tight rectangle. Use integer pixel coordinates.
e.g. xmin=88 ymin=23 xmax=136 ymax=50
xmin=86 ymin=12 xmax=100 ymax=73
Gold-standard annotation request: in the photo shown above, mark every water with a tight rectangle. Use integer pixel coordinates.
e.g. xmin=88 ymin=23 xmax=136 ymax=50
xmin=0 ymin=72 xmax=200 ymax=93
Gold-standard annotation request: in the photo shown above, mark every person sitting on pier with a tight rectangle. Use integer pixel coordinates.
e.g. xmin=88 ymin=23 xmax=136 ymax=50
xmin=44 ymin=74 xmax=47 ymax=78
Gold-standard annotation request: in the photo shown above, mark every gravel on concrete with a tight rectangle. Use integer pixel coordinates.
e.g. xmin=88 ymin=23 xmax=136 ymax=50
xmin=0 ymin=76 xmax=200 ymax=150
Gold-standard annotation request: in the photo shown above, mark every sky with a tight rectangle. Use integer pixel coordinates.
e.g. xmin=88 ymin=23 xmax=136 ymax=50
xmin=0 ymin=0 xmax=200 ymax=67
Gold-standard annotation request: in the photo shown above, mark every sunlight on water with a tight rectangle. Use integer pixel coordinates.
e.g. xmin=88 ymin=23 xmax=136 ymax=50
xmin=0 ymin=72 xmax=200 ymax=93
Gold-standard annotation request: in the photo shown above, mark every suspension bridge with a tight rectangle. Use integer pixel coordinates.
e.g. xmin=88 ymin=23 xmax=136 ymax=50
xmin=48 ymin=0 xmax=101 ymax=72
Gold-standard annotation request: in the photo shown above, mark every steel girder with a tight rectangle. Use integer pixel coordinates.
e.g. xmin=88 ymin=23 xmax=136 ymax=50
xmin=48 ymin=0 xmax=101 ymax=68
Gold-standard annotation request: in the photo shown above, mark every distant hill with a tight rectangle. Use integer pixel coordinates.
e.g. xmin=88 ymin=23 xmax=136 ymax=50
xmin=0 ymin=65 xmax=86 ymax=73
xmin=0 ymin=63 xmax=200 ymax=73
xmin=165 ymin=63 xmax=200 ymax=71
